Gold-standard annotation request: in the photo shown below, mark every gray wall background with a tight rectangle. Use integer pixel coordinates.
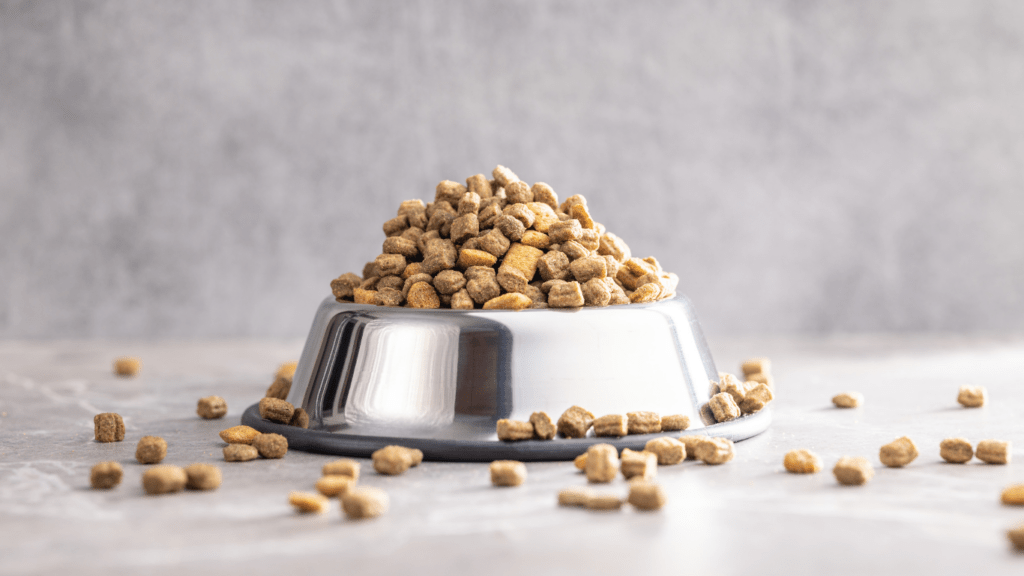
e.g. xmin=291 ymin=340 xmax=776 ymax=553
xmin=1 ymin=1 xmax=1022 ymax=339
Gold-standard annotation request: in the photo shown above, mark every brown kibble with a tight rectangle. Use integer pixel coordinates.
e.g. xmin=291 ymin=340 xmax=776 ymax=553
xmin=93 ymin=413 xmax=125 ymax=443
xmin=832 ymin=392 xmax=863 ymax=408
xmin=585 ymin=444 xmax=620 ymax=483
xmin=538 ymin=250 xmax=571 ymax=281
xmin=620 ymin=449 xmax=658 ymax=480
xmin=496 ymin=419 xmax=534 ymax=441
xmin=494 ymin=214 xmax=526 ymax=242
xmin=548 ymin=219 xmax=582 ymax=244
xmin=709 ymin=393 xmax=741 ymax=423
xmin=483 ymin=293 xmax=533 ymax=311
xmin=402 ymin=273 xmax=433 ymax=298
xmin=741 ymin=357 xmax=771 ymax=377
xmin=530 ymin=183 xmax=558 ymax=209
xmin=433 ymin=270 xmax=467 ymax=295
xmin=219 ymin=425 xmax=260 ymax=445
xmin=330 ymin=272 xmax=362 ymax=300
xmin=584 ymin=493 xmax=623 ymax=511
xmin=578 ymin=228 xmax=600 ymax=251
xmin=421 ymin=238 xmax=458 ymax=274
xmin=521 ymin=230 xmax=551 ymax=250
xmin=435 ymin=180 xmax=467 ymax=205
xmin=353 ymin=288 xmax=377 ymax=305
xmin=957 ymin=385 xmax=986 ymax=408
xmin=223 ymin=444 xmax=259 ymax=462
xmin=626 ymin=411 xmax=661 ymax=435
xmin=136 ymin=436 xmax=167 ymax=464
xmin=253 ymin=433 xmax=288 ymax=459
xmin=569 ymin=256 xmax=607 ymax=283
xmin=574 ymin=453 xmax=587 ymax=470
xmin=558 ymin=406 xmax=595 ymax=438
xmin=375 ymin=287 xmax=404 ymax=307
xmin=342 ymin=487 xmax=389 ymax=519
xmin=407 ymin=282 xmax=441 ymax=309
xmin=322 ymin=459 xmax=360 ymax=480
xmin=629 ymin=283 xmax=661 ymax=303
xmin=466 ymin=268 xmax=501 ymax=305
xmin=457 ymin=248 xmax=498 ymax=269
xmin=142 ymin=465 xmax=187 ymax=495
xmin=450 ymin=213 xmax=479 ymax=244
xmin=1007 ymin=524 xmax=1024 ymax=550
xmin=382 ymin=236 xmax=420 ymax=258
xmin=739 ymin=382 xmax=774 ymax=414
xmin=598 ymin=232 xmax=631 ymax=262
xmin=490 ymin=460 xmax=527 ymax=487
xmin=661 ymin=415 xmax=691 ymax=432
xmin=289 ymin=408 xmax=310 ymax=429
xmin=451 ymin=289 xmax=475 ymax=310
xmin=382 ymin=215 xmax=409 ymax=237
xmin=458 ymin=191 xmax=481 ymax=215
xmin=783 ymin=449 xmax=823 ymax=474
xmin=113 ymin=356 xmax=141 ymax=377
xmin=90 ymin=461 xmax=123 ymax=490
xmin=265 ymin=375 xmax=291 ymax=400
xmin=502 ymin=243 xmax=544 ymax=280
xmin=939 ymin=438 xmax=973 ymax=464
xmin=548 ymin=281 xmax=585 ymax=308
xmin=569 ymin=203 xmax=595 ymax=229
xmin=372 ymin=445 xmax=419 ymax=475
xmin=1001 ymin=484 xmax=1024 ymax=505
xmin=695 ymin=437 xmax=735 ymax=465
xmin=196 ymin=396 xmax=227 ymax=419
xmin=184 ymin=463 xmax=221 ymax=491
xmin=645 ymin=437 xmax=686 ymax=465
xmin=492 ymin=165 xmax=519 ymax=187
xmin=559 ymin=240 xmax=589 ymax=261
xmin=628 ymin=481 xmax=666 ymax=511
xmin=374 ymin=253 xmax=406 ymax=277
xmin=558 ymin=487 xmax=592 ymax=507
xmin=529 ymin=412 xmax=556 ymax=440
xmin=593 ymin=414 xmax=628 ymax=437
xmin=581 ymin=278 xmax=611 ymax=307
xmin=258 ymin=397 xmax=295 ymax=424
xmin=879 ymin=436 xmax=919 ymax=468
xmin=467 ymin=174 xmax=493 ymax=198
xmin=679 ymin=435 xmax=710 ymax=460
xmin=290 ymin=491 xmax=329 ymax=514
xmin=718 ymin=373 xmax=748 ymax=404
xmin=505 ymin=180 xmax=533 ymax=204
xmin=976 ymin=439 xmax=1011 ymax=464
xmin=316 ymin=475 xmax=356 ymax=497
xmin=833 ymin=456 xmax=874 ymax=485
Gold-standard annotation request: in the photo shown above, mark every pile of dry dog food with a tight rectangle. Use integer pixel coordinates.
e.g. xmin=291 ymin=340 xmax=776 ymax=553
xmin=329 ymin=165 xmax=678 ymax=310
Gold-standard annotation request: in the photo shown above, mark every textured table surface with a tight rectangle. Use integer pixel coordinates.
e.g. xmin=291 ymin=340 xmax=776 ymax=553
xmin=2 ymin=336 xmax=1023 ymax=575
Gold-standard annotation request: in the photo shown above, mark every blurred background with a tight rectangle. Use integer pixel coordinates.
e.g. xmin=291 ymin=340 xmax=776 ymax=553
xmin=1 ymin=0 xmax=1022 ymax=339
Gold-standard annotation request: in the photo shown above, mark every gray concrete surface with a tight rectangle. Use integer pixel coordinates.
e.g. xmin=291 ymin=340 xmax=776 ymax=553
xmin=1 ymin=337 xmax=1023 ymax=575
xmin=2 ymin=1 xmax=1024 ymax=339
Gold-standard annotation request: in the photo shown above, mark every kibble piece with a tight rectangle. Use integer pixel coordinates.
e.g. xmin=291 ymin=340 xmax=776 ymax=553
xmin=494 ymin=214 xmax=526 ymax=241
xmin=322 ymin=459 xmax=360 ymax=480
xmin=783 ymin=449 xmax=823 ymax=474
xmin=258 ymin=397 xmax=295 ymax=424
xmin=719 ymin=373 xmax=748 ymax=404
xmin=620 ymin=449 xmax=658 ymax=480
xmin=957 ymin=385 xmax=986 ymax=408
xmin=219 ymin=425 xmax=260 ymax=445
xmin=490 ymin=460 xmax=527 ymax=487
xmin=739 ymin=383 xmax=774 ymax=414
xmin=661 ymin=415 xmax=691 ymax=432
xmin=142 ymin=465 xmax=187 ymax=495
xmin=483 ymin=293 xmax=533 ymax=311
xmin=375 ymin=287 xmax=404 ymax=307
xmin=253 ymin=433 xmax=288 ymax=459
xmin=529 ymin=412 xmax=556 ymax=440
xmin=741 ymin=357 xmax=771 ymax=377
xmin=93 ymin=413 xmax=125 ymax=443
xmin=113 ymin=356 xmax=141 ymax=377
xmin=548 ymin=281 xmax=585 ymax=308
xmin=316 ymin=475 xmax=355 ymax=497
xmin=1008 ymin=524 xmax=1024 ymax=550
xmin=290 ymin=491 xmax=329 ymax=514
xmin=382 ymin=236 xmax=419 ymax=258
xmin=548 ymin=219 xmax=582 ymax=244
xmin=265 ymin=375 xmax=291 ymax=400
xmin=342 ymin=487 xmax=389 ymax=519
xmin=879 ymin=436 xmax=919 ymax=468
xmin=196 ymin=396 xmax=228 ymax=419
xmin=628 ymin=481 xmax=666 ymax=511
xmin=1001 ymin=484 xmax=1024 ymax=506
xmin=277 ymin=361 xmax=298 ymax=379
xmin=578 ymin=228 xmax=601 ymax=251
xmin=406 ymin=282 xmax=441 ymax=309
xmin=457 ymin=248 xmax=498 ymax=269
xmin=598 ymin=232 xmax=630 ymax=262
xmin=593 ymin=414 xmax=628 ymax=437
xmin=679 ymin=435 xmax=710 ymax=460
xmin=450 ymin=213 xmax=479 ymax=244
xmin=353 ymin=288 xmax=377 ymax=304
xmin=492 ymin=165 xmax=519 ymax=187
xmin=626 ymin=411 xmax=661 ymax=435
xmin=521 ymin=230 xmax=551 ymax=250
xmin=832 ymin=392 xmax=863 ymax=408
xmin=90 ymin=461 xmax=123 ymax=490
xmin=467 ymin=174 xmax=493 ymax=198
xmin=382 ymin=214 xmax=409 ymax=237
xmin=558 ymin=487 xmax=592 ymax=507
xmin=496 ymin=419 xmax=534 ymax=441
xmin=451 ymin=289 xmax=475 ymax=310
xmin=330 ymin=272 xmax=362 ymax=300
xmin=976 ymin=439 xmax=1011 ymax=464
xmin=570 ymin=256 xmax=607 ymax=283
xmin=372 ymin=445 xmax=418 ymax=475
xmin=939 ymin=438 xmax=974 ymax=464
xmin=630 ymin=283 xmax=661 ymax=304
xmin=136 ymin=436 xmax=167 ymax=464
xmin=585 ymin=493 xmax=623 ymax=511
xmin=223 ymin=444 xmax=259 ymax=462
xmin=421 ymin=238 xmax=458 ymax=274
xmin=695 ymin=437 xmax=735 ymax=465
xmin=833 ymin=457 xmax=874 ymax=485
xmin=746 ymin=372 xmax=775 ymax=388
xmin=585 ymin=444 xmax=620 ymax=483
xmin=560 ymin=240 xmax=589 ymax=261
xmin=581 ymin=278 xmax=612 ymax=307
xmin=708 ymin=393 xmax=741 ymax=423
xmin=184 ymin=463 xmax=221 ymax=491
xmin=289 ymin=408 xmax=310 ymax=429
xmin=574 ymin=453 xmax=587 ymax=470
xmin=645 ymin=437 xmax=686 ymax=465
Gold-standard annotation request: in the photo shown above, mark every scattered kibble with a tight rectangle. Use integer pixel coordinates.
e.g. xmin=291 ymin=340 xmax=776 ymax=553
xmin=879 ymin=436 xmax=919 ymax=468
xmin=135 ymin=436 xmax=167 ymax=464
xmin=584 ymin=493 xmax=623 ymax=511
xmin=660 ymin=414 xmax=691 ymax=431
xmin=626 ymin=411 xmax=661 ymax=435
xmin=289 ymin=491 xmax=329 ymax=514
xmin=708 ymin=392 xmax=741 ymax=423
xmin=558 ymin=487 xmax=593 ymax=507
xmin=832 ymin=392 xmax=863 ymax=409
xmin=142 ymin=465 xmax=187 ymax=495
xmin=196 ymin=396 xmax=227 ymax=419
xmin=529 ymin=411 xmax=556 ymax=440
xmin=496 ymin=419 xmax=534 ymax=441
xmin=1001 ymin=484 xmax=1024 ymax=506
xmin=557 ymin=406 xmax=595 ymax=439
xmin=113 ymin=357 xmax=141 ymax=377
xmin=219 ymin=425 xmax=260 ymax=445
xmin=678 ymin=435 xmax=710 ymax=460
xmin=316 ymin=476 xmax=356 ymax=497
xmin=644 ymin=437 xmax=686 ymax=465
xmin=620 ymin=449 xmax=657 ymax=480
xmin=490 ymin=460 xmax=527 ymax=487
xmin=223 ymin=444 xmax=259 ymax=462
xmin=783 ymin=449 xmax=822 ymax=474
xmin=89 ymin=461 xmax=123 ymax=490
xmin=252 ymin=433 xmax=288 ymax=459
xmin=289 ymin=408 xmax=310 ymax=429
xmin=93 ymin=413 xmax=125 ymax=443
xmin=322 ymin=459 xmax=360 ymax=480
xmin=833 ymin=457 xmax=874 ymax=486
xmin=976 ymin=439 xmax=1011 ymax=464
xmin=627 ymin=481 xmax=666 ymax=511
xmin=574 ymin=453 xmax=587 ymax=470
xmin=184 ymin=463 xmax=222 ymax=491
xmin=939 ymin=438 xmax=973 ymax=464
xmin=258 ymin=397 xmax=295 ymax=424
xmin=585 ymin=444 xmax=620 ymax=483
xmin=1009 ymin=524 xmax=1024 ymax=551
xmin=342 ymin=487 xmax=389 ymax=519
xmin=694 ymin=437 xmax=734 ymax=465
xmin=372 ymin=445 xmax=422 ymax=475
xmin=593 ymin=414 xmax=628 ymax=437
xmin=957 ymin=385 xmax=986 ymax=408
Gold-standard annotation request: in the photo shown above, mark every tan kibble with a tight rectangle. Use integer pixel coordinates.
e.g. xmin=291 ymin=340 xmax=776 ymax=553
xmin=342 ymin=487 xmax=389 ymax=519
xmin=569 ymin=203 xmax=595 ymax=230
xmin=220 ymin=425 xmax=260 ymax=445
xmin=196 ymin=396 xmax=227 ymax=419
xmin=548 ymin=281 xmax=585 ymax=308
xmin=136 ymin=436 xmax=167 ymax=464
xmin=505 ymin=180 xmax=533 ymax=204
xmin=529 ymin=412 xmax=556 ymax=440
xmin=402 ymin=273 xmax=433 ymax=297
xmin=538 ymin=250 xmax=571 ymax=281
xmin=629 ymin=283 xmax=661 ymax=304
xmin=746 ymin=372 xmax=775 ymax=388
xmin=628 ymin=481 xmax=666 ymax=511
xmin=585 ymin=444 xmax=620 ymax=483
xmin=661 ymin=415 xmax=691 ymax=432
xmin=548 ymin=219 xmax=582 ymax=244
xmin=407 ymin=282 xmax=441 ymax=309
xmin=558 ymin=487 xmax=592 ymax=507
xmin=520 ymin=230 xmax=551 ymax=250
xmin=496 ymin=419 xmax=534 ymax=441
xmin=483 ymin=293 xmax=533 ymax=311
xmin=378 ymin=274 xmax=406 ymax=292
xmin=502 ymin=243 xmax=544 ymax=280
xmin=574 ymin=453 xmax=587 ymax=470
xmin=1008 ymin=524 xmax=1024 ymax=550
xmin=322 ymin=459 xmax=360 ymax=480
xmin=330 ymin=272 xmax=362 ymax=300
xmin=976 ymin=439 xmax=1011 ymax=464
xmin=372 ymin=445 xmax=421 ymax=475
xmin=957 ymin=385 xmax=986 ymax=408
xmin=679 ymin=435 xmax=710 ymax=460
xmin=620 ymin=449 xmax=658 ymax=480
xmin=93 ymin=413 xmax=125 ymax=443
xmin=142 ymin=465 xmax=187 ymax=495
xmin=265 ymin=375 xmax=291 ymax=400
xmin=560 ymin=240 xmax=589 ymax=261
xmin=581 ymin=278 xmax=611 ymax=307
xmin=739 ymin=382 xmax=774 ymax=414
xmin=223 ymin=444 xmax=259 ymax=462
xmin=290 ymin=491 xmax=329 ymax=514
xmin=1001 ymin=484 xmax=1024 ymax=506
xmin=382 ymin=236 xmax=419 ymax=258
xmin=879 ymin=436 xmax=919 ymax=468
xmin=451 ymin=289 xmax=475 ymax=310
xmin=90 ymin=461 xmax=123 ymax=490
xmin=375 ymin=287 xmax=404 ymax=307
xmin=353 ymin=288 xmax=377 ymax=304
xmin=433 ymin=270 xmax=467 ymax=295
xmin=273 ymin=360 xmax=295 ymax=379
xmin=490 ymin=460 xmax=527 ymax=487
xmin=570 ymin=256 xmax=607 ymax=283
xmin=584 ymin=493 xmax=623 ymax=511
xmin=598 ymin=232 xmax=630 ymax=262
xmin=253 ymin=433 xmax=288 ymax=458
xmin=258 ymin=397 xmax=295 ymax=424
xmin=457 ymin=248 xmax=497 ymax=269
xmin=626 ymin=411 xmax=661 ymax=435
xmin=718 ymin=373 xmax=748 ymax=404
xmin=113 ymin=356 xmax=141 ymax=377
xmin=492 ymin=165 xmax=519 ymax=187
xmin=939 ymin=438 xmax=973 ymax=464
xmin=832 ymin=392 xmax=863 ymax=408
xmin=741 ymin=357 xmax=771 ymax=377
xmin=466 ymin=174 xmax=493 ymax=198
xmin=316 ymin=475 xmax=356 ymax=497
xmin=466 ymin=267 xmax=501 ymax=304
xmin=184 ymin=463 xmax=221 ymax=491
xmin=708 ymin=393 xmax=741 ymax=423
xmin=695 ymin=437 xmax=735 ymax=465
xmin=783 ymin=449 xmax=823 ymax=474
xmin=833 ymin=457 xmax=874 ymax=485
xmin=578 ymin=228 xmax=600 ymax=251
xmin=645 ymin=437 xmax=686 ymax=465
xmin=436 ymin=180 xmax=467 ymax=205
xmin=289 ymin=408 xmax=310 ymax=429
xmin=593 ymin=414 xmax=628 ymax=437
xmin=374 ymin=253 xmax=406 ymax=277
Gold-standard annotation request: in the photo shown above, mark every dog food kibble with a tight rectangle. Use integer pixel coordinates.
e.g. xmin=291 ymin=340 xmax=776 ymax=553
xmin=223 ymin=444 xmax=259 ymax=462
xmin=557 ymin=406 xmax=595 ymax=438
xmin=135 ymin=436 xmax=167 ymax=464
xmin=585 ymin=493 xmax=623 ymax=511
xmin=184 ymin=463 xmax=222 ymax=491
xmin=220 ymin=425 xmax=260 ymax=444
xmin=316 ymin=475 xmax=356 ymax=497
xmin=265 ymin=375 xmax=291 ymax=400
xmin=1002 ymin=484 xmax=1024 ymax=506
xmin=832 ymin=392 xmax=863 ymax=408
xmin=258 ymin=397 xmax=295 ymax=424
xmin=558 ymin=487 xmax=593 ymax=507
xmin=695 ymin=437 xmax=735 ymax=465
xmin=620 ymin=449 xmax=658 ymax=480
xmin=113 ymin=357 xmax=141 ymax=377
xmin=739 ymin=383 xmax=774 ymax=414
xmin=342 ymin=487 xmax=389 ymax=519
xmin=372 ymin=445 xmax=422 ymax=475
xmin=879 ymin=436 xmax=919 ymax=468
xmin=253 ymin=433 xmax=288 ymax=459
xmin=957 ymin=385 xmax=986 ymax=408
xmin=708 ymin=393 xmax=741 ymax=423
xmin=593 ymin=414 xmax=628 ymax=437
xmin=939 ymin=438 xmax=974 ymax=464
xmin=490 ymin=460 xmax=527 ymax=487
xmin=289 ymin=408 xmax=310 ymax=429
xmin=93 ymin=413 xmax=125 ymax=443
xmin=660 ymin=414 xmax=691 ymax=432
xmin=1009 ymin=524 xmax=1024 ymax=550
xmin=645 ymin=437 xmax=686 ymax=465
xmin=574 ymin=453 xmax=587 ymax=470
xmin=89 ymin=461 xmax=123 ymax=489
xmin=196 ymin=396 xmax=227 ymax=419
xmin=833 ymin=457 xmax=874 ymax=486
xmin=290 ymin=491 xmax=330 ymax=514
xmin=585 ymin=444 xmax=620 ymax=483
xmin=529 ymin=412 xmax=556 ymax=440
xmin=626 ymin=411 xmax=661 ymax=435
xmin=496 ymin=419 xmax=534 ymax=441
xmin=142 ymin=465 xmax=187 ymax=495
xmin=976 ymin=439 xmax=1011 ymax=464
xmin=741 ymin=357 xmax=770 ymax=377
xmin=322 ymin=459 xmax=361 ymax=480
xmin=783 ymin=449 xmax=823 ymax=474
xmin=628 ymin=481 xmax=667 ymax=511
xmin=679 ymin=435 xmax=710 ymax=460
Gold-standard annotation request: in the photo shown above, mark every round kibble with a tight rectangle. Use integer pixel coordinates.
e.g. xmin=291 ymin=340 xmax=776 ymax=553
xmin=252 ymin=433 xmax=288 ymax=459
xmin=90 ymin=461 xmax=123 ymax=490
xmin=184 ymin=463 xmax=222 ymax=491
xmin=142 ymin=465 xmax=187 ymax=495
xmin=135 ymin=436 xmax=167 ymax=464
xmin=197 ymin=396 xmax=228 ymax=419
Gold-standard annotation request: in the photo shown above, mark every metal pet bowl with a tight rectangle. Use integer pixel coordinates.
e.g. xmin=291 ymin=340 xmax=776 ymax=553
xmin=242 ymin=295 xmax=771 ymax=461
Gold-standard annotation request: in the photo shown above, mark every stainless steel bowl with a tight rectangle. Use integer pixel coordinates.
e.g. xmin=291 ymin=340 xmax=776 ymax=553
xmin=242 ymin=295 xmax=770 ymax=461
